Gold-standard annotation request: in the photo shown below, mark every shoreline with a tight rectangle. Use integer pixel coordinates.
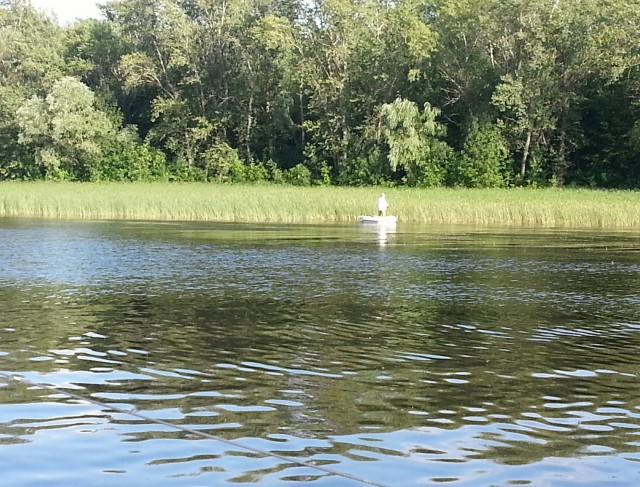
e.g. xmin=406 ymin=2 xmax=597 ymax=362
xmin=2 ymin=182 xmax=640 ymax=229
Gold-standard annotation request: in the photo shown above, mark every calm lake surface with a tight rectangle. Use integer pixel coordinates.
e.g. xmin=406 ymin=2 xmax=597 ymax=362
xmin=1 ymin=218 xmax=640 ymax=487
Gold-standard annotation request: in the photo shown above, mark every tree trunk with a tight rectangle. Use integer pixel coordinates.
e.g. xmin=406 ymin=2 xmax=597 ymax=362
xmin=245 ymin=94 xmax=253 ymax=162
xmin=338 ymin=92 xmax=349 ymax=170
xmin=299 ymin=89 xmax=305 ymax=145
xmin=556 ymin=119 xmax=567 ymax=186
xmin=556 ymin=97 xmax=569 ymax=186
xmin=520 ymin=129 xmax=532 ymax=179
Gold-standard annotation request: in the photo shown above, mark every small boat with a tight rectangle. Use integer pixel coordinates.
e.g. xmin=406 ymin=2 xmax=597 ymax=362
xmin=357 ymin=215 xmax=398 ymax=225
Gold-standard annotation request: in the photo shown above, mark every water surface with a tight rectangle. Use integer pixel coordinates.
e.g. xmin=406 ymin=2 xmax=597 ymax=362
xmin=1 ymin=218 xmax=640 ymax=486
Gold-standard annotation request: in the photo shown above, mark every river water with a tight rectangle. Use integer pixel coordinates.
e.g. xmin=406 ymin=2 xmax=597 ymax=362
xmin=1 ymin=218 xmax=640 ymax=486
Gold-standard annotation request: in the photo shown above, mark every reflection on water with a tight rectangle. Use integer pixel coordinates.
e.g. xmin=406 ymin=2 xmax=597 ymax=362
xmin=358 ymin=222 xmax=396 ymax=247
xmin=1 ymin=218 xmax=640 ymax=486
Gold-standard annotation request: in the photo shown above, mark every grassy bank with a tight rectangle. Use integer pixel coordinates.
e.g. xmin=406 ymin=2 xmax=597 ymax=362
xmin=1 ymin=181 xmax=640 ymax=228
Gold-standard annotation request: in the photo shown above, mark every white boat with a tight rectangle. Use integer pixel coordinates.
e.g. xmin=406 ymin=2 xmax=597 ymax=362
xmin=357 ymin=215 xmax=398 ymax=225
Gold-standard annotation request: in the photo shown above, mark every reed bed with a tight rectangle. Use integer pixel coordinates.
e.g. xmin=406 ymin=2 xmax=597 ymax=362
xmin=1 ymin=181 xmax=640 ymax=228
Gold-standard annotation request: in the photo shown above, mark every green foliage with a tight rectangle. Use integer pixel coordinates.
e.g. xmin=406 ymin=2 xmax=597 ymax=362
xmin=571 ymin=81 xmax=640 ymax=188
xmin=302 ymin=143 xmax=331 ymax=185
xmin=0 ymin=1 xmax=65 ymax=87
xmin=266 ymin=159 xmax=285 ymax=184
xmin=166 ymin=161 xmax=205 ymax=182
xmin=336 ymin=149 xmax=388 ymax=186
xmin=88 ymin=133 xmax=168 ymax=182
xmin=1 ymin=0 xmax=640 ymax=189
xmin=491 ymin=77 xmax=528 ymax=131
xmin=198 ymin=142 xmax=243 ymax=182
xmin=378 ymin=98 xmax=450 ymax=186
xmin=228 ymin=162 xmax=270 ymax=184
xmin=16 ymin=77 xmax=117 ymax=180
xmin=318 ymin=163 xmax=332 ymax=186
xmin=284 ymin=164 xmax=312 ymax=186
xmin=449 ymin=121 xmax=510 ymax=188
xmin=0 ymin=1 xmax=65 ymax=179
xmin=245 ymin=163 xmax=270 ymax=183
xmin=0 ymin=159 xmax=42 ymax=180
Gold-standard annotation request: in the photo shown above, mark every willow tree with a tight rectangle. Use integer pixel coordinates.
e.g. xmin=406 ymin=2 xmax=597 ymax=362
xmin=377 ymin=97 xmax=451 ymax=186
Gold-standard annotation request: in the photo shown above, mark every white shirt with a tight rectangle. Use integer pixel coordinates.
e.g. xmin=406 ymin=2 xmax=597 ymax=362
xmin=377 ymin=196 xmax=388 ymax=212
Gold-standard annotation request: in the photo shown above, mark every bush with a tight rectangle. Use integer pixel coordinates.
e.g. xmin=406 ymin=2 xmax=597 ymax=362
xmin=266 ymin=159 xmax=285 ymax=184
xmin=337 ymin=150 xmax=388 ymax=186
xmin=198 ymin=142 xmax=243 ymax=182
xmin=167 ymin=160 xmax=205 ymax=182
xmin=302 ymin=143 xmax=332 ymax=185
xmin=245 ymin=162 xmax=270 ymax=183
xmin=0 ymin=159 xmax=44 ymax=180
xmin=219 ymin=161 xmax=269 ymax=184
xmin=86 ymin=134 xmax=168 ymax=182
xmin=447 ymin=121 xmax=509 ymax=188
xmin=284 ymin=163 xmax=312 ymax=186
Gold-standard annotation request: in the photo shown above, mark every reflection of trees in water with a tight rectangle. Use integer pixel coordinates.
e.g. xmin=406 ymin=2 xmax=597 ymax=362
xmin=3 ymin=257 xmax=640 ymax=464
xmin=84 ymin=290 xmax=640 ymax=460
xmin=0 ymin=284 xmax=104 ymax=371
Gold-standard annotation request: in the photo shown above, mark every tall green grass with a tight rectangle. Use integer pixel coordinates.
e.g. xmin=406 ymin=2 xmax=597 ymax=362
xmin=1 ymin=181 xmax=640 ymax=228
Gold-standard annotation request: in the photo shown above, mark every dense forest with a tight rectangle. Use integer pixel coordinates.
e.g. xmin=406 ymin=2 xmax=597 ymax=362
xmin=1 ymin=0 xmax=640 ymax=187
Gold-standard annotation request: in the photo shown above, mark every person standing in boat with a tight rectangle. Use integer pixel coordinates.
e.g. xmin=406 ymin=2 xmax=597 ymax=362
xmin=377 ymin=193 xmax=388 ymax=217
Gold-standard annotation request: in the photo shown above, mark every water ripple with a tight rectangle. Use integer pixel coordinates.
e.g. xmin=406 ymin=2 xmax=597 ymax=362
xmin=3 ymin=221 xmax=640 ymax=486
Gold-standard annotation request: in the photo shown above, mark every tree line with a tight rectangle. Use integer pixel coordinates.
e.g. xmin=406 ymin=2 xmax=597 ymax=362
xmin=1 ymin=0 xmax=640 ymax=187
